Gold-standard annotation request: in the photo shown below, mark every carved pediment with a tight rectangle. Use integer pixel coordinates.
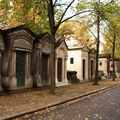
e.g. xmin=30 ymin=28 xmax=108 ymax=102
xmin=42 ymin=38 xmax=52 ymax=53
xmin=39 ymin=33 xmax=53 ymax=53
xmin=39 ymin=33 xmax=53 ymax=42
xmin=60 ymin=42 xmax=68 ymax=50
xmin=9 ymin=30 xmax=35 ymax=51
xmin=13 ymin=39 xmax=32 ymax=51
xmin=90 ymin=49 xmax=96 ymax=54
xmin=56 ymin=42 xmax=67 ymax=56
xmin=82 ymin=46 xmax=90 ymax=52
xmin=3 ymin=25 xmax=36 ymax=51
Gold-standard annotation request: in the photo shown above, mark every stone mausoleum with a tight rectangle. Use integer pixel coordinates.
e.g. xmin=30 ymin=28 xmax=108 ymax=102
xmin=55 ymin=39 xmax=68 ymax=86
xmin=32 ymin=33 xmax=54 ymax=87
xmin=1 ymin=25 xmax=36 ymax=91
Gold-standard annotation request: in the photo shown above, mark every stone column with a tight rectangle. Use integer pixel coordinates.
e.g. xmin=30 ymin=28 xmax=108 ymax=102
xmin=9 ymin=51 xmax=17 ymax=90
xmin=48 ymin=55 xmax=51 ymax=86
xmin=34 ymin=49 xmax=42 ymax=87
xmin=86 ymin=58 xmax=89 ymax=80
xmin=88 ymin=54 xmax=90 ymax=80
xmin=0 ymin=53 xmax=2 ymax=91
xmin=65 ymin=57 xmax=68 ymax=82
xmin=62 ymin=58 xmax=64 ymax=81
xmin=55 ymin=54 xmax=58 ymax=83
xmin=94 ymin=58 xmax=96 ymax=78
xmin=25 ymin=53 xmax=32 ymax=88
xmin=64 ymin=57 xmax=68 ymax=82
xmin=37 ymin=49 xmax=42 ymax=86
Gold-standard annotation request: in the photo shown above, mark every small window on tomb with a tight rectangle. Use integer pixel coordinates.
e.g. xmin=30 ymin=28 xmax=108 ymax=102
xmin=100 ymin=62 xmax=102 ymax=66
xmin=111 ymin=64 xmax=113 ymax=67
xmin=70 ymin=58 xmax=74 ymax=64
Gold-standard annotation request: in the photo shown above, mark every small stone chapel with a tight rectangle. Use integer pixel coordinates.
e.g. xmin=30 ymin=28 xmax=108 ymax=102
xmin=55 ymin=39 xmax=68 ymax=86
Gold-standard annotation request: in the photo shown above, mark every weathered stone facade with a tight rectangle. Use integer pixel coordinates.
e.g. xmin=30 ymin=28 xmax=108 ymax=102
xmin=0 ymin=30 xmax=4 ymax=91
xmin=88 ymin=49 xmax=96 ymax=81
xmin=55 ymin=39 xmax=68 ymax=86
xmin=110 ymin=58 xmax=120 ymax=77
xmin=1 ymin=25 xmax=35 ymax=91
xmin=98 ymin=54 xmax=111 ymax=76
xmin=32 ymin=33 xmax=54 ymax=87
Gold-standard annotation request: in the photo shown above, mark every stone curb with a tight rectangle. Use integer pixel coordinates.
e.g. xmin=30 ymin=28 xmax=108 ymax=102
xmin=1 ymin=84 xmax=120 ymax=120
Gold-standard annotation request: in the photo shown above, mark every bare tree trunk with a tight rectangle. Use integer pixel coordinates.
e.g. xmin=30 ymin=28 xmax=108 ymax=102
xmin=48 ymin=0 xmax=56 ymax=94
xmin=50 ymin=36 xmax=56 ymax=94
xmin=112 ymin=35 xmax=116 ymax=81
xmin=47 ymin=0 xmax=93 ymax=92
xmin=93 ymin=17 xmax=100 ymax=85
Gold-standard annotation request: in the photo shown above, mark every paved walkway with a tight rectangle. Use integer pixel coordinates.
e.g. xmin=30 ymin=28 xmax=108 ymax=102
xmin=0 ymin=79 xmax=120 ymax=120
xmin=19 ymin=84 xmax=120 ymax=120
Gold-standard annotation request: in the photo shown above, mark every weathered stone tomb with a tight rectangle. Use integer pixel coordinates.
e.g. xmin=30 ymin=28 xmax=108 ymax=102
xmin=1 ymin=25 xmax=35 ymax=91
xmin=32 ymin=33 xmax=54 ymax=87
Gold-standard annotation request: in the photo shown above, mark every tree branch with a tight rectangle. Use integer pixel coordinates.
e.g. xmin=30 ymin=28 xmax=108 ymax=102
xmin=100 ymin=29 xmax=113 ymax=43
xmin=61 ymin=10 xmax=93 ymax=24
xmin=53 ymin=0 xmax=58 ymax=6
xmin=55 ymin=10 xmax=93 ymax=32
xmin=75 ymin=20 xmax=97 ymax=39
xmin=55 ymin=3 xmax=68 ymax=7
xmin=57 ymin=0 xmax=75 ymax=25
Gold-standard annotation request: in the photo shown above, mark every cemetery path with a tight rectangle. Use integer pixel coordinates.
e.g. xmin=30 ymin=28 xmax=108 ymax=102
xmin=0 ymin=79 xmax=120 ymax=120
xmin=17 ymin=83 xmax=120 ymax=120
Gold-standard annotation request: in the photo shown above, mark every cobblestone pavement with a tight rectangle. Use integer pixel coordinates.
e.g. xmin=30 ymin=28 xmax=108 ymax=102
xmin=18 ymin=85 xmax=120 ymax=120
xmin=0 ymin=79 xmax=120 ymax=119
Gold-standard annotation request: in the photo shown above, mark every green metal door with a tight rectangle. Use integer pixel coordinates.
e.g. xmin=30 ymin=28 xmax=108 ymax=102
xmin=16 ymin=51 xmax=25 ymax=86
xmin=42 ymin=54 xmax=49 ymax=84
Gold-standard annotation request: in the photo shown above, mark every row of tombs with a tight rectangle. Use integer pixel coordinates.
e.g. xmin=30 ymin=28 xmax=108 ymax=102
xmin=0 ymin=25 xmax=96 ymax=92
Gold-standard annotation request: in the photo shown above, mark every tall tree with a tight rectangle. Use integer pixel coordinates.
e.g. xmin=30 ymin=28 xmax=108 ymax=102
xmin=97 ymin=0 xmax=120 ymax=81
xmin=102 ymin=24 xmax=120 ymax=81
xmin=94 ymin=0 xmax=100 ymax=85
xmin=77 ymin=0 xmax=120 ymax=84
xmin=46 ymin=0 xmax=92 ymax=93
xmin=103 ymin=33 xmax=120 ymax=58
